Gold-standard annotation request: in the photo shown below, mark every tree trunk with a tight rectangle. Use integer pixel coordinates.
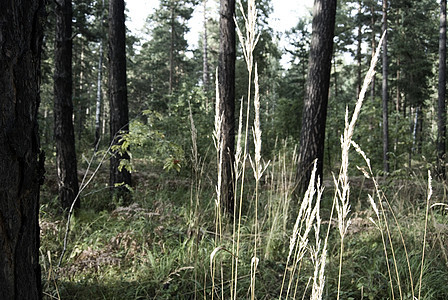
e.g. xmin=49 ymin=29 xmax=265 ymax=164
xmin=0 ymin=1 xmax=45 ymax=298
xmin=382 ymin=0 xmax=390 ymax=173
xmin=437 ymin=0 xmax=447 ymax=179
xmin=94 ymin=0 xmax=105 ymax=151
xmin=169 ymin=4 xmax=175 ymax=94
xmin=297 ymin=0 xmax=337 ymax=192
xmin=333 ymin=56 xmax=338 ymax=98
xmin=109 ymin=0 xmax=132 ymax=201
xmin=94 ymin=40 xmax=104 ymax=150
xmin=394 ymin=58 xmax=400 ymax=169
xmin=203 ymin=0 xmax=210 ymax=94
xmin=219 ymin=0 xmax=236 ymax=214
xmin=54 ymin=0 xmax=80 ymax=210
xmin=356 ymin=0 xmax=362 ymax=97
xmin=370 ymin=4 xmax=376 ymax=102
xmin=77 ymin=41 xmax=85 ymax=142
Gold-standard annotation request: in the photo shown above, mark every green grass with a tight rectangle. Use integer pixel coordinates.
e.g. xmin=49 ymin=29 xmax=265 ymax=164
xmin=39 ymin=157 xmax=448 ymax=299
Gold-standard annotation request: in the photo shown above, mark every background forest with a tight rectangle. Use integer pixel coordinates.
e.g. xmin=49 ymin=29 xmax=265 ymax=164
xmin=35 ymin=0 xmax=448 ymax=299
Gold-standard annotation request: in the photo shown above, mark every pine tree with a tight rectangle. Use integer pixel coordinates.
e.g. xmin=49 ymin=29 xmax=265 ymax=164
xmin=437 ymin=0 xmax=447 ymax=179
xmin=54 ymin=0 xmax=80 ymax=210
xmin=109 ymin=0 xmax=132 ymax=201
xmin=0 ymin=1 xmax=45 ymax=298
xmin=297 ymin=0 xmax=337 ymax=192
xmin=132 ymin=0 xmax=196 ymax=113
xmin=382 ymin=0 xmax=389 ymax=173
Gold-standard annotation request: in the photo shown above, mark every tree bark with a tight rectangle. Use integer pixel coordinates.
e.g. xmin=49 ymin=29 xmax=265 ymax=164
xmin=109 ymin=0 xmax=132 ymax=201
xmin=297 ymin=0 xmax=337 ymax=192
xmin=219 ymin=0 xmax=236 ymax=214
xmin=54 ymin=0 xmax=80 ymax=210
xmin=437 ymin=0 xmax=447 ymax=179
xmin=382 ymin=0 xmax=390 ymax=173
xmin=0 ymin=0 xmax=45 ymax=298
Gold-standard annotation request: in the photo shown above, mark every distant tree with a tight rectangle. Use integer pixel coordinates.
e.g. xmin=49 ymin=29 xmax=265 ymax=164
xmin=130 ymin=0 xmax=196 ymax=113
xmin=437 ymin=0 xmax=447 ymax=179
xmin=109 ymin=0 xmax=132 ymax=201
xmin=382 ymin=0 xmax=389 ymax=173
xmin=219 ymin=0 xmax=236 ymax=214
xmin=296 ymin=0 xmax=337 ymax=191
xmin=381 ymin=0 xmax=438 ymax=169
xmin=275 ymin=18 xmax=311 ymax=141
xmin=71 ymin=0 xmax=101 ymax=143
xmin=54 ymin=0 xmax=80 ymax=210
xmin=0 ymin=0 xmax=45 ymax=298
xmin=203 ymin=0 xmax=210 ymax=92
xmin=94 ymin=0 xmax=106 ymax=150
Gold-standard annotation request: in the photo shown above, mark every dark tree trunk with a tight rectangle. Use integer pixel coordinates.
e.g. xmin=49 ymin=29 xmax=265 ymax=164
xmin=54 ymin=0 xmax=80 ymax=211
xmin=219 ymin=0 xmax=236 ymax=214
xmin=0 ymin=0 xmax=45 ymax=298
xmin=382 ymin=0 xmax=390 ymax=173
xmin=109 ymin=0 xmax=132 ymax=201
xmin=437 ymin=0 xmax=447 ymax=179
xmin=297 ymin=0 xmax=337 ymax=192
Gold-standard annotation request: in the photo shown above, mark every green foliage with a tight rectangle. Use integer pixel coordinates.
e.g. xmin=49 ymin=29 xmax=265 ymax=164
xmin=40 ymin=156 xmax=448 ymax=299
xmin=110 ymin=115 xmax=186 ymax=175
xmin=128 ymin=0 xmax=197 ymax=115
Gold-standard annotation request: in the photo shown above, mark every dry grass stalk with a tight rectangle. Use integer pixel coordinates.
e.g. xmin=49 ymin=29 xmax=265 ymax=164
xmin=235 ymin=0 xmax=260 ymax=73
xmin=418 ymin=171 xmax=432 ymax=300
xmin=232 ymin=0 xmax=261 ymax=298
xmin=279 ymin=160 xmax=322 ymax=299
xmin=59 ymin=138 xmax=116 ymax=267
xmin=330 ymin=31 xmax=386 ymax=300
xmin=211 ymin=68 xmax=223 ymax=300
xmin=352 ymin=140 xmax=408 ymax=300
xmin=310 ymin=196 xmax=327 ymax=300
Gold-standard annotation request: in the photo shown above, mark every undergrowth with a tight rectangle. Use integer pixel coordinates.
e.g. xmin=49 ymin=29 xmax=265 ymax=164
xmin=40 ymin=155 xmax=448 ymax=299
xmin=40 ymin=0 xmax=448 ymax=299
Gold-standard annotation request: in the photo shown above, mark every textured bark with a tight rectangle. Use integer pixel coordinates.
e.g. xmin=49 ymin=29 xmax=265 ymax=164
xmin=109 ymin=0 xmax=132 ymax=201
xmin=297 ymin=0 xmax=337 ymax=192
xmin=219 ymin=0 xmax=236 ymax=214
xmin=382 ymin=0 xmax=390 ymax=173
xmin=437 ymin=0 xmax=447 ymax=179
xmin=0 ymin=0 xmax=45 ymax=298
xmin=54 ymin=0 xmax=80 ymax=210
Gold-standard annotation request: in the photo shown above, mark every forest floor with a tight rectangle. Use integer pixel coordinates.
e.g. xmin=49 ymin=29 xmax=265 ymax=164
xmin=39 ymin=158 xmax=448 ymax=299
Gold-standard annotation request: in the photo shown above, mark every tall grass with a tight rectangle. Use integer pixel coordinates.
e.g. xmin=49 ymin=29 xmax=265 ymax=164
xmin=209 ymin=2 xmax=439 ymax=296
